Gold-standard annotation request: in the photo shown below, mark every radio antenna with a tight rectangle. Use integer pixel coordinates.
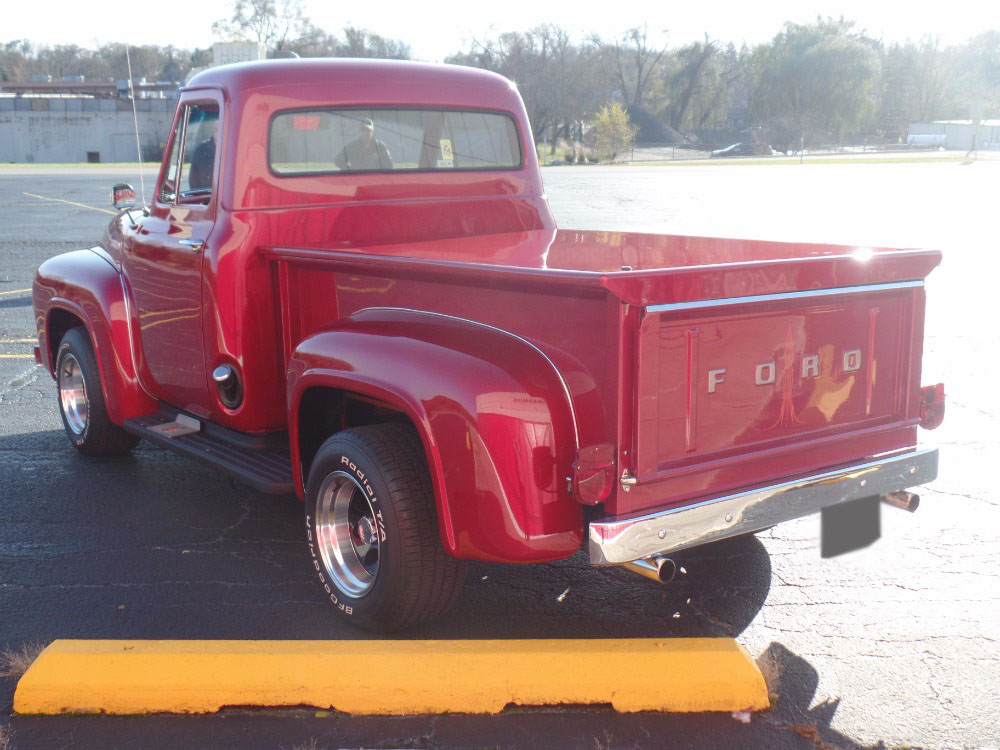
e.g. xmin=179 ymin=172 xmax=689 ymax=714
xmin=125 ymin=44 xmax=147 ymax=207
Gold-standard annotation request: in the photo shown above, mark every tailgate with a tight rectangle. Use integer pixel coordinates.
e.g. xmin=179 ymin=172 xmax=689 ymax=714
xmin=624 ymin=280 xmax=925 ymax=515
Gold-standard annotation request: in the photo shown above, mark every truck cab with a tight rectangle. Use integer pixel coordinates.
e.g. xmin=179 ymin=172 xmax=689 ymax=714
xmin=33 ymin=59 xmax=944 ymax=631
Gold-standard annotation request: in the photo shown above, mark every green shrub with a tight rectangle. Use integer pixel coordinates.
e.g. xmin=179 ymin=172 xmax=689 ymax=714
xmin=590 ymin=104 xmax=638 ymax=162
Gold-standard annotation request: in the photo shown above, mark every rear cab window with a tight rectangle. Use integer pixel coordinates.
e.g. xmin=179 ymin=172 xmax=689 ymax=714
xmin=269 ymin=108 xmax=523 ymax=175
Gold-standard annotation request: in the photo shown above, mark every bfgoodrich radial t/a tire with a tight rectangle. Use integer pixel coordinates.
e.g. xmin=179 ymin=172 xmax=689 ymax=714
xmin=55 ymin=327 xmax=139 ymax=456
xmin=304 ymin=423 xmax=466 ymax=632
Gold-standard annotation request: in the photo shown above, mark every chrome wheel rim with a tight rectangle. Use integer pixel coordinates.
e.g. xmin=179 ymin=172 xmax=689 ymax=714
xmin=58 ymin=353 xmax=89 ymax=435
xmin=315 ymin=470 xmax=381 ymax=597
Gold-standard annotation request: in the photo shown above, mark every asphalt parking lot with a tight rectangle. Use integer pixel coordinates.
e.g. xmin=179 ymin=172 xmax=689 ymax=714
xmin=1 ymin=159 xmax=998 ymax=749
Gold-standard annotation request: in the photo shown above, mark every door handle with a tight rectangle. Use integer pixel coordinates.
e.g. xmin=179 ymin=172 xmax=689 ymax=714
xmin=179 ymin=239 xmax=205 ymax=252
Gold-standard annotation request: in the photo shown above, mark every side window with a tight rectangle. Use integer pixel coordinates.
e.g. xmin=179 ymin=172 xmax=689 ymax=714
xmin=159 ymin=116 xmax=183 ymax=203
xmin=158 ymin=102 xmax=220 ymax=205
xmin=180 ymin=104 xmax=220 ymax=202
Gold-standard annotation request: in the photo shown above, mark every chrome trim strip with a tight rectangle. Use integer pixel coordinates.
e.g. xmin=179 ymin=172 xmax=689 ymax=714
xmin=359 ymin=307 xmax=580 ymax=449
xmin=645 ymin=280 xmax=923 ymax=314
xmin=588 ymin=448 xmax=938 ymax=565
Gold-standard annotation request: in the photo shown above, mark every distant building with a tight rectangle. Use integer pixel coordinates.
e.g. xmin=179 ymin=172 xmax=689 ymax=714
xmin=907 ymin=120 xmax=1000 ymax=150
xmin=1 ymin=42 xmax=270 ymax=164
xmin=213 ymin=41 xmax=267 ymax=66
xmin=185 ymin=42 xmax=269 ymax=84
xmin=0 ymin=80 xmax=179 ymax=163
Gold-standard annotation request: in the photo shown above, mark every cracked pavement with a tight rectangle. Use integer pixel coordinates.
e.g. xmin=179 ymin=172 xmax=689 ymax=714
xmin=1 ymin=164 xmax=998 ymax=749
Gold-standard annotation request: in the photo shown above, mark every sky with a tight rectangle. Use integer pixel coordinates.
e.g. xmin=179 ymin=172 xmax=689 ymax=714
xmin=3 ymin=0 xmax=997 ymax=61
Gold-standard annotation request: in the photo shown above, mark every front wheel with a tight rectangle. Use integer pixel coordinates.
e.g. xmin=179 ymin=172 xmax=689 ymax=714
xmin=55 ymin=327 xmax=139 ymax=456
xmin=304 ymin=423 xmax=465 ymax=632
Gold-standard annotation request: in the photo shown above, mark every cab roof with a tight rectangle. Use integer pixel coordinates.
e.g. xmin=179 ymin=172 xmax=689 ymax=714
xmin=186 ymin=58 xmax=517 ymax=104
xmin=181 ymin=58 xmax=540 ymax=214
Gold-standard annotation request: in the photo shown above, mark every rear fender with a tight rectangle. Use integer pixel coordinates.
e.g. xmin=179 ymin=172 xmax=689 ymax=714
xmin=287 ymin=308 xmax=583 ymax=563
xmin=33 ymin=248 xmax=156 ymax=424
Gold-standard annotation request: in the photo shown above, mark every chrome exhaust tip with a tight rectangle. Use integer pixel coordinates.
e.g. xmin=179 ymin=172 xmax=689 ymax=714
xmin=881 ymin=490 xmax=920 ymax=513
xmin=622 ymin=556 xmax=676 ymax=585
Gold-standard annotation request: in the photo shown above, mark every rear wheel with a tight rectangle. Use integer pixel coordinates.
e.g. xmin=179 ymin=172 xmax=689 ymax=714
xmin=55 ymin=327 xmax=139 ymax=456
xmin=304 ymin=423 xmax=465 ymax=632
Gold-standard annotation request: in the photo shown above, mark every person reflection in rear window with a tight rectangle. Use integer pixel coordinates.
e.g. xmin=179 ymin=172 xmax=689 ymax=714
xmin=335 ymin=117 xmax=393 ymax=171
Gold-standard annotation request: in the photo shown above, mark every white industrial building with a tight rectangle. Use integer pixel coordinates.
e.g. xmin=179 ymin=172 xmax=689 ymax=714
xmin=0 ymin=90 xmax=178 ymax=163
xmin=907 ymin=120 xmax=1000 ymax=150
xmin=0 ymin=43 xmax=265 ymax=164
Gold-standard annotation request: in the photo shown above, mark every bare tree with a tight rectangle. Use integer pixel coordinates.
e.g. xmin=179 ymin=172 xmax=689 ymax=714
xmin=212 ymin=0 xmax=310 ymax=52
xmin=0 ymin=40 xmax=33 ymax=81
xmin=211 ymin=0 xmax=411 ymax=59
xmin=662 ymin=38 xmax=716 ymax=131
xmin=749 ymin=19 xmax=882 ymax=144
xmin=335 ymin=28 xmax=411 ymax=59
xmin=448 ymin=25 xmax=612 ymax=142
xmin=607 ymin=26 xmax=668 ymax=110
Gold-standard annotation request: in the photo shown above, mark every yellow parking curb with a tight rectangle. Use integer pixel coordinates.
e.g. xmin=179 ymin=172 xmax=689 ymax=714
xmin=14 ymin=638 xmax=769 ymax=716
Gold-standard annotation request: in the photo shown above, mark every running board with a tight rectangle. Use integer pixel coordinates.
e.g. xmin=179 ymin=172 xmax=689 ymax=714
xmin=123 ymin=412 xmax=294 ymax=495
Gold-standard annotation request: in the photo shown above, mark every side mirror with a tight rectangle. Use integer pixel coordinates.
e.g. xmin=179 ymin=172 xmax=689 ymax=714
xmin=111 ymin=183 xmax=137 ymax=211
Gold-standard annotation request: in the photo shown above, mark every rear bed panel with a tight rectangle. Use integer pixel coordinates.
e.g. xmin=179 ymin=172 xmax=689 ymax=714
xmin=612 ymin=281 xmax=926 ymax=516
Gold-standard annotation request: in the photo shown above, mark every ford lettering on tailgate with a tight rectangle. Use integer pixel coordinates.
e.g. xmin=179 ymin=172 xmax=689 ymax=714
xmin=634 ymin=283 xmax=920 ymax=479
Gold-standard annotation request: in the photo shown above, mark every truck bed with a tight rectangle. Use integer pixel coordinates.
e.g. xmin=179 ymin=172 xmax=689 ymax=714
xmin=267 ymin=227 xmax=940 ymax=518
xmin=268 ymin=227 xmax=940 ymax=302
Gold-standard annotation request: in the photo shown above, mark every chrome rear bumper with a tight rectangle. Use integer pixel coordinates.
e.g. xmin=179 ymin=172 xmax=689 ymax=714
xmin=588 ymin=448 xmax=938 ymax=565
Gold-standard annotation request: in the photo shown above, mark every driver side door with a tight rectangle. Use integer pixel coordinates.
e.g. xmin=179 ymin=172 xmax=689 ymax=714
xmin=123 ymin=96 xmax=221 ymax=416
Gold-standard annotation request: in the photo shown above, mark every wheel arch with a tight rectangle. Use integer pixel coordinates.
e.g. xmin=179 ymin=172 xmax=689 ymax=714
xmin=296 ymin=386 xmax=420 ymax=491
xmin=46 ymin=299 xmax=118 ymax=420
xmin=34 ymin=249 xmax=157 ymax=424
xmin=47 ymin=306 xmax=87 ymax=375
xmin=287 ymin=308 xmax=584 ymax=564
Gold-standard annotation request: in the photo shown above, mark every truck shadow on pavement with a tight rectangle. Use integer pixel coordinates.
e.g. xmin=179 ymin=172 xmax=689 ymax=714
xmin=0 ymin=429 xmax=772 ymax=643
xmin=428 ymin=534 xmax=773 ymax=640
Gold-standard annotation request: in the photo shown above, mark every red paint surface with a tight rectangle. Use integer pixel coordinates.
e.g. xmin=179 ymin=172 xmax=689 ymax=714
xmin=287 ymin=309 xmax=582 ymax=561
xmin=33 ymin=249 xmax=157 ymax=424
xmin=628 ymin=285 xmax=926 ymax=516
xmin=33 ymin=59 xmax=943 ymax=562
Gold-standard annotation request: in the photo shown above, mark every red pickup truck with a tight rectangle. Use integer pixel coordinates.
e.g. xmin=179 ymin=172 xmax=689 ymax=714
xmin=32 ymin=59 xmax=944 ymax=631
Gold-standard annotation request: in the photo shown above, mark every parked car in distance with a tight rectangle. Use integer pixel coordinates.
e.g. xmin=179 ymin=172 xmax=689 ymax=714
xmin=711 ymin=143 xmax=750 ymax=158
xmin=711 ymin=142 xmax=778 ymax=158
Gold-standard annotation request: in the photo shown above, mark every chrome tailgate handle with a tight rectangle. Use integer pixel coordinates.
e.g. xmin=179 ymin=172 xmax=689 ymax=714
xmin=179 ymin=239 xmax=205 ymax=252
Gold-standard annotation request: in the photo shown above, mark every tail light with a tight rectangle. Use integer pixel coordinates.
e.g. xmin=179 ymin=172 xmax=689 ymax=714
xmin=919 ymin=383 xmax=945 ymax=430
xmin=570 ymin=443 xmax=615 ymax=505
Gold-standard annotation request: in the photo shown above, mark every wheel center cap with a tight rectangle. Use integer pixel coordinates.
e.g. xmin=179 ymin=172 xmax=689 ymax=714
xmin=353 ymin=516 xmax=376 ymax=552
